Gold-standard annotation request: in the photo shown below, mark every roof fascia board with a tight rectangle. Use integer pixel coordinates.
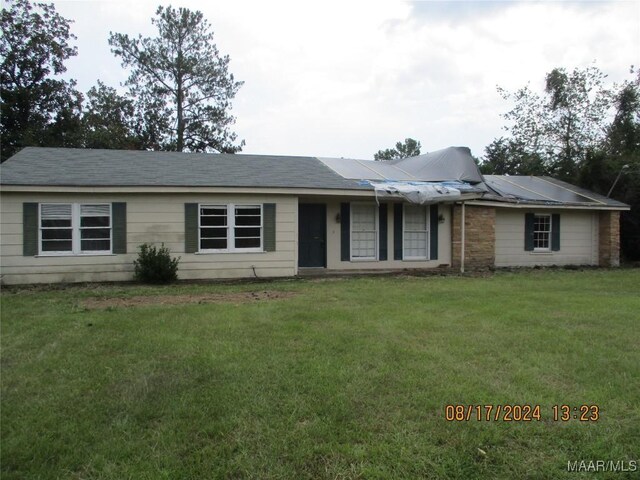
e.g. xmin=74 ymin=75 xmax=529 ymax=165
xmin=0 ymin=185 xmax=376 ymax=197
xmin=0 ymin=185 xmax=483 ymax=202
xmin=466 ymin=200 xmax=630 ymax=211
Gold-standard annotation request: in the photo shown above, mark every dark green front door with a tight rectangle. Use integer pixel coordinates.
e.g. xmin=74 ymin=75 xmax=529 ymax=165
xmin=298 ymin=204 xmax=326 ymax=267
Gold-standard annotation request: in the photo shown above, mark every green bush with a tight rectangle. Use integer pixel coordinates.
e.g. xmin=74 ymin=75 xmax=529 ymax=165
xmin=133 ymin=243 xmax=180 ymax=284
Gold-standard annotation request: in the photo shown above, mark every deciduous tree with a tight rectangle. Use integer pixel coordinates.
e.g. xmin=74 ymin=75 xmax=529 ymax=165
xmin=374 ymin=138 xmax=421 ymax=161
xmin=480 ymin=137 xmax=547 ymax=175
xmin=1 ymin=0 xmax=82 ymax=161
xmin=496 ymin=65 xmax=613 ymax=180
xmin=82 ymin=81 xmax=144 ymax=150
xmin=486 ymin=65 xmax=640 ymax=260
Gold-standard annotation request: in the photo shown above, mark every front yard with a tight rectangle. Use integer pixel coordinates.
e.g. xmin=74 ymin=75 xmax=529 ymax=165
xmin=1 ymin=269 xmax=639 ymax=479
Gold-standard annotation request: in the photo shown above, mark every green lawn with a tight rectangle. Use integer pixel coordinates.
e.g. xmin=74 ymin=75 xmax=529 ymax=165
xmin=1 ymin=270 xmax=639 ymax=479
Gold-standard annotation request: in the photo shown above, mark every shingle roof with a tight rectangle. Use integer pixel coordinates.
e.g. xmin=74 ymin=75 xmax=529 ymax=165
xmin=0 ymin=147 xmax=367 ymax=190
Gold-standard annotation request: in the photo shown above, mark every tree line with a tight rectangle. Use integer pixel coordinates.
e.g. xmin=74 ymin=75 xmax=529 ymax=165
xmin=484 ymin=65 xmax=640 ymax=261
xmin=1 ymin=0 xmax=244 ymax=162
xmin=375 ymin=66 xmax=639 ymax=261
xmin=3 ymin=1 xmax=638 ymax=259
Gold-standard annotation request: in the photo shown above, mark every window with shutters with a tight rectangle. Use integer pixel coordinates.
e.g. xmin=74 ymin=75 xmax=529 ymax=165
xmin=39 ymin=203 xmax=112 ymax=255
xmin=533 ymin=214 xmax=551 ymax=251
xmin=351 ymin=203 xmax=377 ymax=260
xmin=199 ymin=204 xmax=262 ymax=252
xmin=403 ymin=205 xmax=429 ymax=260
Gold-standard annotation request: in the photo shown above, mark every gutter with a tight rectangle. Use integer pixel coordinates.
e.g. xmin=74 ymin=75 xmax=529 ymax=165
xmin=465 ymin=199 xmax=630 ymax=211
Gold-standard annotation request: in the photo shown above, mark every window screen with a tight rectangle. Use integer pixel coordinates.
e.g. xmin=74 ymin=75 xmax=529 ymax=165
xmin=39 ymin=203 xmax=112 ymax=254
xmin=351 ymin=204 xmax=377 ymax=259
xmin=199 ymin=204 xmax=262 ymax=251
xmin=80 ymin=204 xmax=111 ymax=252
xmin=200 ymin=206 xmax=228 ymax=250
xmin=40 ymin=204 xmax=72 ymax=252
xmin=404 ymin=205 xmax=428 ymax=259
xmin=234 ymin=205 xmax=262 ymax=249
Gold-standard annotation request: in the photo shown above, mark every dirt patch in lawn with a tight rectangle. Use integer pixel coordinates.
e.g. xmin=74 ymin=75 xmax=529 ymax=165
xmin=81 ymin=290 xmax=297 ymax=309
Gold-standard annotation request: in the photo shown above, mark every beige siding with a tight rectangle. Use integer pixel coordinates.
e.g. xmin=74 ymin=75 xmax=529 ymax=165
xmin=495 ymin=209 xmax=599 ymax=267
xmin=0 ymin=192 xmax=297 ymax=285
xmin=323 ymin=199 xmax=452 ymax=270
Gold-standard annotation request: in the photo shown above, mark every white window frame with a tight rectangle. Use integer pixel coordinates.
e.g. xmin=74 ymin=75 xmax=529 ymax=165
xmin=350 ymin=202 xmax=378 ymax=261
xmin=533 ymin=214 xmax=552 ymax=252
xmin=198 ymin=203 xmax=263 ymax=253
xmin=38 ymin=203 xmax=112 ymax=256
xmin=402 ymin=204 xmax=430 ymax=261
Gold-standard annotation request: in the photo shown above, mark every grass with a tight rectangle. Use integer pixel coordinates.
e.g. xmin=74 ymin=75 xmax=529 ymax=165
xmin=1 ymin=269 xmax=639 ymax=479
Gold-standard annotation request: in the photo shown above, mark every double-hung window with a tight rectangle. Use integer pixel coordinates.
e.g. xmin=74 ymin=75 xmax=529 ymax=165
xmin=40 ymin=204 xmax=73 ymax=253
xmin=39 ymin=203 xmax=112 ymax=255
xmin=199 ymin=204 xmax=262 ymax=252
xmin=200 ymin=205 xmax=228 ymax=250
xmin=533 ymin=214 xmax=551 ymax=251
xmin=351 ymin=203 xmax=377 ymax=260
xmin=403 ymin=205 xmax=429 ymax=260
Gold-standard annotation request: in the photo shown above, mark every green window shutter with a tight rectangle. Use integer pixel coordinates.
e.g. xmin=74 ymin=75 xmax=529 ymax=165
xmin=340 ymin=203 xmax=350 ymax=261
xmin=23 ymin=203 xmax=38 ymax=256
xmin=263 ymin=203 xmax=276 ymax=252
xmin=551 ymin=214 xmax=561 ymax=251
xmin=430 ymin=204 xmax=439 ymax=260
xmin=379 ymin=203 xmax=388 ymax=261
xmin=111 ymin=202 xmax=127 ymax=254
xmin=394 ymin=203 xmax=403 ymax=260
xmin=524 ymin=213 xmax=535 ymax=251
xmin=185 ymin=203 xmax=199 ymax=253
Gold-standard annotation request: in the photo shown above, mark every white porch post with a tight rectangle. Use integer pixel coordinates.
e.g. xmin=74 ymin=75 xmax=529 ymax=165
xmin=460 ymin=201 xmax=465 ymax=273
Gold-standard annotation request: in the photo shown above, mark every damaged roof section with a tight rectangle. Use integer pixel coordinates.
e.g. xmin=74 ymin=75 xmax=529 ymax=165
xmin=368 ymin=180 xmax=484 ymax=205
xmin=484 ymin=175 xmax=628 ymax=208
xmin=319 ymin=146 xmax=487 ymax=205
xmin=318 ymin=146 xmax=484 ymax=184
xmin=320 ymin=147 xmax=627 ymax=208
xmin=389 ymin=147 xmax=484 ymax=183
xmin=0 ymin=146 xmax=629 ymax=209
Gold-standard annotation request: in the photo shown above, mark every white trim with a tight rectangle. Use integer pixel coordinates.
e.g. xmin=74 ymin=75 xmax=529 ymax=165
xmin=460 ymin=201 xmax=465 ymax=273
xmin=198 ymin=203 xmax=263 ymax=254
xmin=79 ymin=203 xmax=112 ymax=254
xmin=349 ymin=202 xmax=378 ymax=261
xmin=532 ymin=213 xmax=552 ymax=252
xmin=38 ymin=202 xmax=112 ymax=256
xmin=35 ymin=253 xmax=116 ymax=258
xmin=1 ymin=185 xmax=626 ymax=210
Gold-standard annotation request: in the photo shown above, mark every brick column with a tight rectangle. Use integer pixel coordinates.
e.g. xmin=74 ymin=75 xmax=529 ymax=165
xmin=598 ymin=211 xmax=621 ymax=267
xmin=451 ymin=204 xmax=496 ymax=270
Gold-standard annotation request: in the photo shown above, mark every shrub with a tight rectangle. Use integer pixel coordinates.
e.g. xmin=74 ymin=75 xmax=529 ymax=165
xmin=133 ymin=243 xmax=180 ymax=284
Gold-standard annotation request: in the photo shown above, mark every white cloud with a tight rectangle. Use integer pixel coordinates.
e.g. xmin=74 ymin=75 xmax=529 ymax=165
xmin=51 ymin=0 xmax=639 ymax=159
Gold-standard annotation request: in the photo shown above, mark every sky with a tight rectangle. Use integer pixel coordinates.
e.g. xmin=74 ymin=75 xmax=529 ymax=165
xmin=47 ymin=0 xmax=640 ymax=159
